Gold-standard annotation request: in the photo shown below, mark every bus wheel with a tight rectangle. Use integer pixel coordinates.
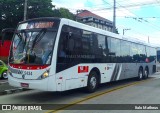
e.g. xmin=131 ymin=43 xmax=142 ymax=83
xmin=137 ymin=68 xmax=143 ymax=80
xmin=86 ymin=71 xmax=98 ymax=93
xmin=144 ymin=67 xmax=149 ymax=79
xmin=1 ymin=71 xmax=8 ymax=79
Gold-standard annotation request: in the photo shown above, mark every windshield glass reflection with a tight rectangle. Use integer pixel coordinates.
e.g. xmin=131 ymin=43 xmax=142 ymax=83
xmin=10 ymin=29 xmax=56 ymax=65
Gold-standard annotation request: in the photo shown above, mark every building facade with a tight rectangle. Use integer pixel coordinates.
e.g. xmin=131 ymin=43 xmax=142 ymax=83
xmin=77 ymin=10 xmax=113 ymax=32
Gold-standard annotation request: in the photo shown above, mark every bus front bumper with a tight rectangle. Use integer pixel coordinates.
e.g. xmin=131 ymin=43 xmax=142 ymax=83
xmin=8 ymin=75 xmax=57 ymax=91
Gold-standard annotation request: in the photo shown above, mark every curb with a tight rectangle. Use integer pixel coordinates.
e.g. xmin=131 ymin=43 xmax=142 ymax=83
xmin=0 ymin=81 xmax=8 ymax=85
xmin=0 ymin=88 xmax=30 ymax=96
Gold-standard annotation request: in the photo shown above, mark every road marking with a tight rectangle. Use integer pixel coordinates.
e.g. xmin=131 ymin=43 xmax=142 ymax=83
xmin=46 ymin=78 xmax=154 ymax=113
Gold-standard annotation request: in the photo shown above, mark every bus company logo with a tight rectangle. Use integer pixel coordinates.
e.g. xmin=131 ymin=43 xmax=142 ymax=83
xmin=78 ymin=66 xmax=89 ymax=73
xmin=2 ymin=105 xmax=12 ymax=110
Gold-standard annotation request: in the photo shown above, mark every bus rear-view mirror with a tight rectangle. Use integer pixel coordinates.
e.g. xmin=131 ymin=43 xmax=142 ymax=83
xmin=1 ymin=28 xmax=15 ymax=45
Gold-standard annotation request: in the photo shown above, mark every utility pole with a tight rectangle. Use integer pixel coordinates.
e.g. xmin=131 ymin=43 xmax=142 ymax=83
xmin=76 ymin=10 xmax=79 ymax=21
xmin=148 ymin=36 xmax=150 ymax=43
xmin=113 ymin=0 xmax=116 ymax=33
xmin=24 ymin=0 xmax=28 ymax=21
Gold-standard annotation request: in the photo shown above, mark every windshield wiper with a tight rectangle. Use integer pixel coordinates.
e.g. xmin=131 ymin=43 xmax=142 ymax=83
xmin=24 ymin=28 xmax=47 ymax=64
xmin=16 ymin=32 xmax=23 ymax=39
xmin=31 ymin=28 xmax=47 ymax=50
xmin=15 ymin=30 xmax=27 ymax=39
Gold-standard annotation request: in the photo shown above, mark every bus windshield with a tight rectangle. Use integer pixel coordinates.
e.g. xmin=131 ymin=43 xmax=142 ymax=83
xmin=9 ymin=20 xmax=59 ymax=65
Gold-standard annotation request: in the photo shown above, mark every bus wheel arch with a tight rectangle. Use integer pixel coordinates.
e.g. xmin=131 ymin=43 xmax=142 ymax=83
xmin=86 ymin=67 xmax=101 ymax=93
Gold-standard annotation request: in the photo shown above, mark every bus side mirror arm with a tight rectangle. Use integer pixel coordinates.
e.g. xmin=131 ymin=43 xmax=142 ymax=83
xmin=1 ymin=28 xmax=15 ymax=45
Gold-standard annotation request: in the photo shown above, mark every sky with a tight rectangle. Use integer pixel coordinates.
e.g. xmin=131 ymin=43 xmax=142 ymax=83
xmin=52 ymin=0 xmax=160 ymax=46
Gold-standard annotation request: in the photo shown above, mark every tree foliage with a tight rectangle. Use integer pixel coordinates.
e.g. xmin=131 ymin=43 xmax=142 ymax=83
xmin=53 ymin=8 xmax=75 ymax=19
xmin=0 ymin=0 xmax=24 ymax=30
xmin=0 ymin=0 xmax=75 ymax=34
xmin=27 ymin=0 xmax=54 ymax=19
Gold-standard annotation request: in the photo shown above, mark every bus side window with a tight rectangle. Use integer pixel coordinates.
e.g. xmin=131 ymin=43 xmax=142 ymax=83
xmin=67 ymin=37 xmax=74 ymax=52
xmin=66 ymin=27 xmax=82 ymax=53
xmin=58 ymin=32 xmax=68 ymax=58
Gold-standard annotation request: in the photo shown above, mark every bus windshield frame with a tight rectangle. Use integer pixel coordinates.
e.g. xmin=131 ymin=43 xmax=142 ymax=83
xmin=9 ymin=19 xmax=60 ymax=65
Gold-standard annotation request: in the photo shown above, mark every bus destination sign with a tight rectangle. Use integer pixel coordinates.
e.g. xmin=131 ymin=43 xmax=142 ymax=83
xmin=18 ymin=21 xmax=55 ymax=30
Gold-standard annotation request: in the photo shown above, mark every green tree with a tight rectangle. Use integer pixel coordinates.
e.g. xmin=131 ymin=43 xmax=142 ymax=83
xmin=0 ymin=0 xmax=54 ymax=32
xmin=58 ymin=8 xmax=75 ymax=20
xmin=53 ymin=8 xmax=75 ymax=20
xmin=27 ymin=0 xmax=54 ymax=19
xmin=0 ymin=0 xmax=75 ymax=36
xmin=0 ymin=0 xmax=23 ymax=30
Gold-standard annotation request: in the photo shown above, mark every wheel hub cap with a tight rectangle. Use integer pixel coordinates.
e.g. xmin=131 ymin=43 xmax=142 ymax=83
xmin=90 ymin=77 xmax=96 ymax=89
xmin=3 ymin=72 xmax=7 ymax=79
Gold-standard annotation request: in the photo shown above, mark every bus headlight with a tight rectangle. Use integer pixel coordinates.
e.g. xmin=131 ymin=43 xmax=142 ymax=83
xmin=38 ymin=70 xmax=50 ymax=79
xmin=42 ymin=71 xmax=49 ymax=78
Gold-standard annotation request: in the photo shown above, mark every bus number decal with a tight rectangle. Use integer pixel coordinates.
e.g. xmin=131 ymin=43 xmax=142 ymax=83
xmin=17 ymin=70 xmax=32 ymax=75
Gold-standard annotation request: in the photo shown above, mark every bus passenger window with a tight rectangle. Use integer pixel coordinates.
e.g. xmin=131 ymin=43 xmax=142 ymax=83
xmin=67 ymin=38 xmax=74 ymax=52
xmin=59 ymin=44 xmax=66 ymax=57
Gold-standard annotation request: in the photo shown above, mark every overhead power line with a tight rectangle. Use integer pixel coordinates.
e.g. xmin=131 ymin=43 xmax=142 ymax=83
xmin=91 ymin=1 xmax=158 ymax=11
xmin=125 ymin=16 xmax=160 ymax=19
xmin=115 ymin=1 xmax=160 ymax=31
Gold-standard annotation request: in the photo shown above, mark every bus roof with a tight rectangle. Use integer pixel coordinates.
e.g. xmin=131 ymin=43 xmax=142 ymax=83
xmin=19 ymin=17 xmax=156 ymax=48
xmin=61 ymin=18 xmax=156 ymax=48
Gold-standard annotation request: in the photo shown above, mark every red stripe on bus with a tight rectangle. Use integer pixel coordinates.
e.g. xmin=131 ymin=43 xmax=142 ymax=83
xmin=9 ymin=64 xmax=49 ymax=70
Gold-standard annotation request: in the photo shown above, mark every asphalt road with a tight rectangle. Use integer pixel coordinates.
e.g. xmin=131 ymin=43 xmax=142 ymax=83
xmin=0 ymin=79 xmax=18 ymax=93
xmin=0 ymin=73 xmax=160 ymax=113
xmin=0 ymin=79 xmax=7 ymax=84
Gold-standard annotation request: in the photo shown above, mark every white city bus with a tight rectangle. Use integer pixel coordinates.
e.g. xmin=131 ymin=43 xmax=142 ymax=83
xmin=3 ymin=17 xmax=156 ymax=92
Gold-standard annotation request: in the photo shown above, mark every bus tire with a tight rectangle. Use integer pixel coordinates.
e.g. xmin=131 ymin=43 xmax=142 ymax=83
xmin=144 ymin=67 xmax=149 ymax=79
xmin=137 ymin=67 xmax=143 ymax=80
xmin=86 ymin=71 xmax=98 ymax=93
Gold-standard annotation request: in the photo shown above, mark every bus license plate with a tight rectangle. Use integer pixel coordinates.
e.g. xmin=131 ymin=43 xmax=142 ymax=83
xmin=21 ymin=83 xmax=29 ymax=88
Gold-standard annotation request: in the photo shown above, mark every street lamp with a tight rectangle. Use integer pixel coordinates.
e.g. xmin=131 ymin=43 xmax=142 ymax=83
xmin=123 ymin=28 xmax=131 ymax=35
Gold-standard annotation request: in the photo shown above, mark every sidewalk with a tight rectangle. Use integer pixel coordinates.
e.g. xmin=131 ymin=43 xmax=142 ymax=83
xmin=152 ymin=71 xmax=160 ymax=78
